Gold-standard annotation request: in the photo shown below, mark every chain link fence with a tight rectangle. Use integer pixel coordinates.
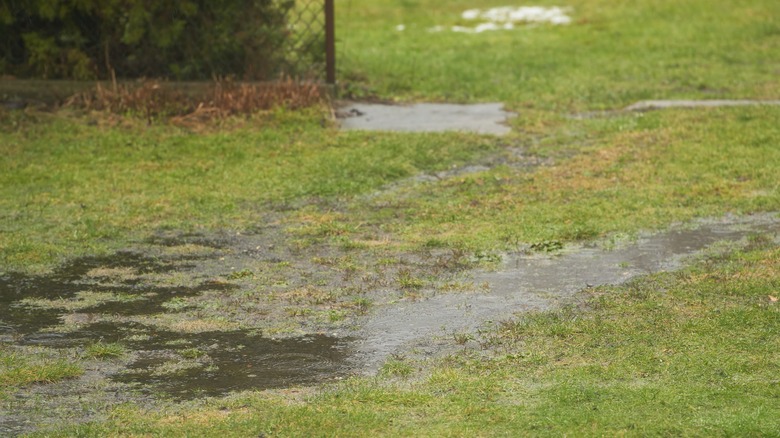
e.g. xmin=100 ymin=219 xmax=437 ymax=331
xmin=283 ymin=0 xmax=336 ymax=83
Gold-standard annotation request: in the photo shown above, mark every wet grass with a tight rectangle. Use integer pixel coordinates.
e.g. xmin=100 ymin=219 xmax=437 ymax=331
xmin=2 ymin=0 xmax=779 ymax=434
xmin=83 ymin=342 xmax=125 ymax=359
xmin=0 ymin=346 xmax=83 ymax=395
xmin=40 ymin=244 xmax=780 ymax=436
xmin=344 ymin=107 xmax=780 ymax=250
xmin=0 ymin=109 xmax=499 ymax=272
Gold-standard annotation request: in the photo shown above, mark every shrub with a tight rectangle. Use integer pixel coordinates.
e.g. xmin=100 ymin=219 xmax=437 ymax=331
xmin=0 ymin=0 xmax=296 ymax=80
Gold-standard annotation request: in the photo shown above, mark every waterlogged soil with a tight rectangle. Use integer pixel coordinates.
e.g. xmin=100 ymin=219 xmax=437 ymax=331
xmin=355 ymin=213 xmax=780 ymax=369
xmin=1 ymin=212 xmax=778 ymax=435
xmin=0 ymin=220 xmax=475 ymax=435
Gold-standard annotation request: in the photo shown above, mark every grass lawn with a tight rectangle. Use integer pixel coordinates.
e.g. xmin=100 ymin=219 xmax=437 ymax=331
xmin=2 ymin=0 xmax=779 ymax=435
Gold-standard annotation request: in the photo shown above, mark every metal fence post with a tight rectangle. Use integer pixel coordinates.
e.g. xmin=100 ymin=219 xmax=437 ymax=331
xmin=325 ymin=0 xmax=335 ymax=84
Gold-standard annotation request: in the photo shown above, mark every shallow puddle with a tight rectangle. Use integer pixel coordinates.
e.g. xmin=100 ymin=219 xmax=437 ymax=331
xmin=354 ymin=214 xmax=779 ymax=369
xmin=0 ymin=250 xmax=353 ymax=402
xmin=1 ymin=251 xmax=213 ymax=337
xmin=625 ymin=99 xmax=780 ymax=112
xmin=114 ymin=330 xmax=350 ymax=399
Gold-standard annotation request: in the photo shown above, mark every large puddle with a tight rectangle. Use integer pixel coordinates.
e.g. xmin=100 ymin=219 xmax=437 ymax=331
xmin=0 ymin=251 xmax=352 ymax=401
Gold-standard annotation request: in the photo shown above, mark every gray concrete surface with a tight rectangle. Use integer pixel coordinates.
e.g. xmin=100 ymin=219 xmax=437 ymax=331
xmin=338 ymin=102 xmax=515 ymax=135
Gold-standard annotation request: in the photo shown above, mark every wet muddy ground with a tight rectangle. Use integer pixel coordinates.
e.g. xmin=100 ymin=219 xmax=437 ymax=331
xmin=1 ymin=218 xmax=477 ymax=435
xmin=2 ymin=212 xmax=778 ymax=435
xmin=356 ymin=213 xmax=780 ymax=369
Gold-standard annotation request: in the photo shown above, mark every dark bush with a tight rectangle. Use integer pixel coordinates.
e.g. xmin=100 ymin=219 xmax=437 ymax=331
xmin=0 ymin=0 xmax=296 ymax=80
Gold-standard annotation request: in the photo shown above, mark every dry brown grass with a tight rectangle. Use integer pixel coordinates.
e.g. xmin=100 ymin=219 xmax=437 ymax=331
xmin=65 ymin=77 xmax=326 ymax=125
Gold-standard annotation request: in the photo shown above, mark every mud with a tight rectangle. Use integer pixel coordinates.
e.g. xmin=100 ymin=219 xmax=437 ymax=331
xmin=16 ymin=321 xmax=349 ymax=399
xmin=0 ymin=239 xmax=355 ymax=435
xmin=337 ymin=102 xmax=515 ymax=135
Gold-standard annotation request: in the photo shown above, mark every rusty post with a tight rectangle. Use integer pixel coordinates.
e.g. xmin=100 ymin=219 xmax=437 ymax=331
xmin=325 ymin=0 xmax=335 ymax=84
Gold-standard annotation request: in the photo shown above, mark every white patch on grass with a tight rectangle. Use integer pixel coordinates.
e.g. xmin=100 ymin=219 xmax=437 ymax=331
xmin=466 ymin=6 xmax=572 ymax=25
xmin=396 ymin=24 xmax=406 ymax=31
xmin=434 ymin=6 xmax=572 ymax=34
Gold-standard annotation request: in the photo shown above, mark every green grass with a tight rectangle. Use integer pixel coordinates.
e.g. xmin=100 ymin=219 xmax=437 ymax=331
xmin=2 ymin=0 xmax=780 ymax=435
xmin=0 ymin=110 xmax=498 ymax=271
xmin=0 ymin=347 xmax=83 ymax=395
xmin=339 ymin=0 xmax=780 ymax=108
xmin=83 ymin=342 xmax=126 ymax=359
xmin=346 ymin=106 xmax=780 ymax=250
xmin=41 ymin=244 xmax=780 ymax=436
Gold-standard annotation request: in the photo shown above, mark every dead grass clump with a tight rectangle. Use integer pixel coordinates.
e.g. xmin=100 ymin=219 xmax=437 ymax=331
xmin=65 ymin=77 xmax=325 ymax=124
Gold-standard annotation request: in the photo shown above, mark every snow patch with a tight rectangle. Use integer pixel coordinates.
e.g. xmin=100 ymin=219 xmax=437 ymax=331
xmin=429 ymin=6 xmax=572 ymax=33
xmin=464 ymin=6 xmax=572 ymax=25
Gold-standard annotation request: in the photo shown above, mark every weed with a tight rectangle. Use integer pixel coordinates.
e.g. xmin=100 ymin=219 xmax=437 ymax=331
xmin=380 ymin=356 xmax=414 ymax=378
xmin=470 ymin=250 xmax=503 ymax=265
xmin=396 ymin=268 xmax=425 ymax=290
xmin=452 ymin=332 xmax=474 ymax=345
xmin=327 ymin=310 xmax=347 ymax=322
xmin=530 ymin=240 xmax=564 ymax=253
xmin=180 ymin=348 xmax=207 ymax=359
xmin=162 ymin=297 xmax=191 ymax=312
xmin=226 ymin=269 xmax=254 ymax=280
xmin=84 ymin=342 xmax=125 ymax=359
xmin=284 ymin=307 xmax=312 ymax=317
xmin=350 ymin=297 xmax=372 ymax=314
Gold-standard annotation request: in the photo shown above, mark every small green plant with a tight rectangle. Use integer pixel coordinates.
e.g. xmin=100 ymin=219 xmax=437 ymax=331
xmin=351 ymin=297 xmax=372 ymax=314
xmin=162 ymin=297 xmax=191 ymax=312
xmin=470 ymin=250 xmax=503 ymax=264
xmin=285 ymin=307 xmax=312 ymax=317
xmin=180 ymin=348 xmax=206 ymax=359
xmin=337 ymin=237 xmax=369 ymax=251
xmin=530 ymin=240 xmax=564 ymax=253
xmin=452 ymin=332 xmax=474 ymax=345
xmin=380 ymin=356 xmax=414 ymax=378
xmin=396 ymin=269 xmax=425 ymax=290
xmin=227 ymin=269 xmax=254 ymax=280
xmin=84 ymin=342 xmax=125 ymax=359
xmin=327 ymin=310 xmax=347 ymax=322
xmin=423 ymin=238 xmax=448 ymax=248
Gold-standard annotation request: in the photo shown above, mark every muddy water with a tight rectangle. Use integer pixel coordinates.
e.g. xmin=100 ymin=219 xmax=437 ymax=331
xmin=354 ymin=214 xmax=780 ymax=370
xmin=0 ymin=251 xmax=352 ymax=401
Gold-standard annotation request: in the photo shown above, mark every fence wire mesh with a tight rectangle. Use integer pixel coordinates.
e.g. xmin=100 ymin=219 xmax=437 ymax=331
xmin=282 ymin=0 xmax=329 ymax=80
